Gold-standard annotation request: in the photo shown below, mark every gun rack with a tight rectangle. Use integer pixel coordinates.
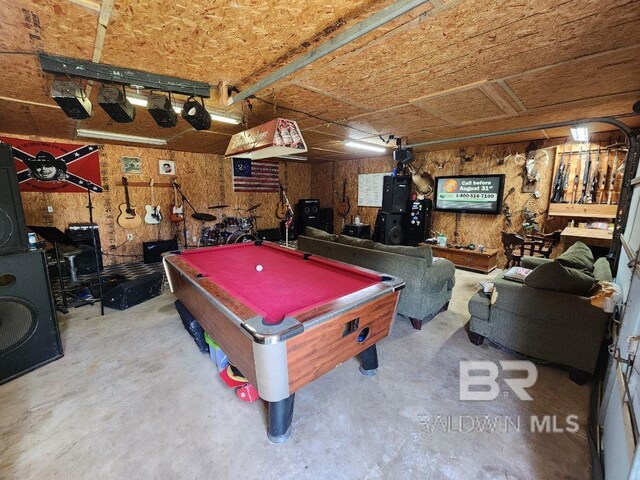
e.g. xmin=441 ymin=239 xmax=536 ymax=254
xmin=548 ymin=141 xmax=623 ymax=219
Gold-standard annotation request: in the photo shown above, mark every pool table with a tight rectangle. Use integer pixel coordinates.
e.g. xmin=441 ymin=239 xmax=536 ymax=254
xmin=163 ymin=241 xmax=404 ymax=442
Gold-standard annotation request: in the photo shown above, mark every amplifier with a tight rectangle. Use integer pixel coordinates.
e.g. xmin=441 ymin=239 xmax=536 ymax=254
xmin=65 ymin=223 xmax=103 ymax=273
xmin=143 ymin=239 xmax=178 ymax=264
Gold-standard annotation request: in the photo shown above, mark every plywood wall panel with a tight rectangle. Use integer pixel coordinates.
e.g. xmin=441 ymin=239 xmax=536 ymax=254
xmin=99 ymin=0 xmax=395 ymax=84
xmin=298 ymin=0 xmax=640 ymax=110
xmin=0 ymin=100 xmax=76 ymax=139
xmin=313 ymin=131 xmax=627 ymax=266
xmin=6 ymin=132 xmax=311 ymax=265
xmin=0 ymin=0 xmax=97 ymax=55
xmin=505 ymin=46 xmax=640 ymax=109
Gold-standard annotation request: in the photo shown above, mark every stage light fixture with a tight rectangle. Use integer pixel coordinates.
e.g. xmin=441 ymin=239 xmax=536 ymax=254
xmin=51 ymin=80 xmax=93 ymax=119
xmin=147 ymin=93 xmax=178 ymax=128
xmin=181 ymin=97 xmax=211 ymax=131
xmin=98 ymin=85 xmax=135 ymax=123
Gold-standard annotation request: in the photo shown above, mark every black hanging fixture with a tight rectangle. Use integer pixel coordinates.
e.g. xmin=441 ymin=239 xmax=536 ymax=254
xmin=97 ymin=85 xmax=135 ymax=123
xmin=181 ymin=97 xmax=211 ymax=131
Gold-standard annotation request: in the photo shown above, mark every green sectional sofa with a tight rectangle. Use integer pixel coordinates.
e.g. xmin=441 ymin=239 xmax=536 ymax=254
xmin=467 ymin=241 xmax=612 ymax=382
xmin=298 ymin=227 xmax=456 ymax=330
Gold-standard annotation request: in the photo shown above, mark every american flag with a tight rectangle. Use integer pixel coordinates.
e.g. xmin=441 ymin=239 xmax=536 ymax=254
xmin=232 ymin=158 xmax=280 ymax=192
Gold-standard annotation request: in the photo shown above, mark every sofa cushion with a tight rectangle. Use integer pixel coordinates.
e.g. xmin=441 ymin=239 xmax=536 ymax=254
xmin=593 ymin=257 xmax=613 ymax=282
xmin=556 ymin=241 xmax=594 ymax=272
xmin=524 ymin=260 xmax=596 ymax=296
xmin=372 ymin=243 xmax=433 ymax=266
xmin=335 ymin=234 xmax=375 ymax=249
xmin=305 ymin=226 xmax=337 ymax=242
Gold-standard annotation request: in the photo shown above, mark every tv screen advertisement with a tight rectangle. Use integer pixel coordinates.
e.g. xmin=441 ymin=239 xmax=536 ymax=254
xmin=434 ymin=174 xmax=505 ymax=214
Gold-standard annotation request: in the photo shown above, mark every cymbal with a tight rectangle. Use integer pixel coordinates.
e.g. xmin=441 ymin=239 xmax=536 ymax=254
xmin=192 ymin=212 xmax=217 ymax=222
xmin=208 ymin=204 xmax=229 ymax=209
xmin=247 ymin=203 xmax=262 ymax=212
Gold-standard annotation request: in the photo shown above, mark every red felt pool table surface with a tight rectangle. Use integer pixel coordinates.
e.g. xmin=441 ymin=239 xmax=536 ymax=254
xmin=179 ymin=243 xmax=382 ymax=324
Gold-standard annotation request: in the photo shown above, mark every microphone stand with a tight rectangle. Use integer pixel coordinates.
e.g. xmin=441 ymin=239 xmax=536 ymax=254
xmin=86 ymin=188 xmax=104 ymax=316
xmin=173 ymin=181 xmax=197 ymax=249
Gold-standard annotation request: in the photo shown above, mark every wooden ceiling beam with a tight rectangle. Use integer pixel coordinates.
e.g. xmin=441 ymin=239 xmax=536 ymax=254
xmin=67 ymin=0 xmax=100 ymax=13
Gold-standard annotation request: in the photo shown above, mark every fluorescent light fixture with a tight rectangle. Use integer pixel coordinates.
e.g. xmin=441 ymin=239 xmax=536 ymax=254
xmin=76 ymin=128 xmax=167 ymax=146
xmin=571 ymin=125 xmax=589 ymax=142
xmin=126 ymin=93 xmax=241 ymax=125
xmin=210 ymin=113 xmax=241 ymax=125
xmin=344 ymin=141 xmax=387 ymax=153
xmin=127 ymin=96 xmax=148 ymax=108
xmin=274 ymin=155 xmax=307 ymax=161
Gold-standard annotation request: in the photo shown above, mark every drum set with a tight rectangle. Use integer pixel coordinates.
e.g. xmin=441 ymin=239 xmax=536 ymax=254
xmin=197 ymin=203 xmax=262 ymax=246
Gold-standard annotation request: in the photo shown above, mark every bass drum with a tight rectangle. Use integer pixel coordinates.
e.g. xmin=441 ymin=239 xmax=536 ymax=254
xmin=227 ymin=231 xmax=256 ymax=244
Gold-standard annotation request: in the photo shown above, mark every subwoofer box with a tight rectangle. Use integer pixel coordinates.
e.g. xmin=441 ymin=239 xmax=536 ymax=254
xmin=102 ymin=273 xmax=164 ymax=311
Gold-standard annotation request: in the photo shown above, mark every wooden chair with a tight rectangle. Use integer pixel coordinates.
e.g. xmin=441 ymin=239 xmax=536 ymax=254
xmin=501 ymin=231 xmax=543 ymax=268
xmin=525 ymin=230 xmax=562 ymax=258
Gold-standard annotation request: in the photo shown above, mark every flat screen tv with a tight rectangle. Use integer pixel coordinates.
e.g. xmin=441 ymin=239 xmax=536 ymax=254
xmin=433 ymin=174 xmax=505 ymax=214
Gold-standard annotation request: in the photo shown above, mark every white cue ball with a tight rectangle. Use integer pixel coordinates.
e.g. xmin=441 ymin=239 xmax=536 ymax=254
xmin=256 ymin=264 xmax=263 ymax=272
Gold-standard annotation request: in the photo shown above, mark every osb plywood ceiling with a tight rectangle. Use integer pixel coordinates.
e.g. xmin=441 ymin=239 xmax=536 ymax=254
xmin=0 ymin=0 xmax=639 ymax=161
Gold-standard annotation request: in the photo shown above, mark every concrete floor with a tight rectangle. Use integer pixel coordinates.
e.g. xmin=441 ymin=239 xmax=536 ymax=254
xmin=0 ymin=269 xmax=591 ymax=479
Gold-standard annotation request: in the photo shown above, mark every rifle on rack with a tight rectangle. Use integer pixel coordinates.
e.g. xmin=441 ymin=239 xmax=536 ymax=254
xmin=607 ymin=148 xmax=619 ymax=204
xmin=572 ymin=142 xmax=583 ymax=203
xmin=551 ymin=143 xmax=567 ymax=203
xmin=578 ymin=144 xmax=591 ymax=204
xmin=561 ymin=146 xmax=572 ymax=203
xmin=589 ymin=147 xmax=600 ymax=203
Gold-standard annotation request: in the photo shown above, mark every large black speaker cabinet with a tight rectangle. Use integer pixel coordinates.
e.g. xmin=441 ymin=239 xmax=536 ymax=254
xmin=0 ymin=250 xmax=63 ymax=384
xmin=382 ymin=175 xmax=411 ymax=213
xmin=0 ymin=144 xmax=28 ymax=255
xmin=405 ymin=198 xmax=433 ymax=246
xmin=65 ymin=224 xmax=103 ymax=273
xmin=378 ymin=212 xmax=405 ymax=245
xmin=318 ymin=207 xmax=334 ymax=233
xmin=296 ymin=199 xmax=322 ymax=236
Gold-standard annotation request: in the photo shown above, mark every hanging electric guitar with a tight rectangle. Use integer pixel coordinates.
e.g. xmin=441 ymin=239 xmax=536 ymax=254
xmin=169 ymin=181 xmax=184 ymax=223
xmin=117 ymin=177 xmax=143 ymax=229
xmin=144 ymin=179 xmax=162 ymax=224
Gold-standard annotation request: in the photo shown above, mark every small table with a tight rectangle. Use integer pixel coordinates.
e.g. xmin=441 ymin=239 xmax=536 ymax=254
xmin=560 ymin=227 xmax=613 ymax=248
xmin=428 ymin=245 xmax=499 ymax=274
xmin=163 ymin=241 xmax=403 ymax=442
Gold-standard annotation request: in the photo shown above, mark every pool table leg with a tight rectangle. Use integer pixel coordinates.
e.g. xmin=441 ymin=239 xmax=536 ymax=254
xmin=359 ymin=344 xmax=378 ymax=376
xmin=267 ymin=393 xmax=295 ymax=443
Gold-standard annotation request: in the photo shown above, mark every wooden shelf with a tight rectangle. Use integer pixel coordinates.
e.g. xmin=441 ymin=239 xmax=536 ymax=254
xmin=548 ymin=203 xmax=618 ymax=219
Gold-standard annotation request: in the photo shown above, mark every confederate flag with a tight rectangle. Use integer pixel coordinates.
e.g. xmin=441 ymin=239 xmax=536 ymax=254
xmin=1 ymin=136 xmax=102 ymax=193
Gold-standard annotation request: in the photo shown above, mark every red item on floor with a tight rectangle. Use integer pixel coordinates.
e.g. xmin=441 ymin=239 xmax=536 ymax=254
xmin=236 ymin=383 xmax=260 ymax=402
xmin=219 ymin=364 xmax=248 ymax=388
